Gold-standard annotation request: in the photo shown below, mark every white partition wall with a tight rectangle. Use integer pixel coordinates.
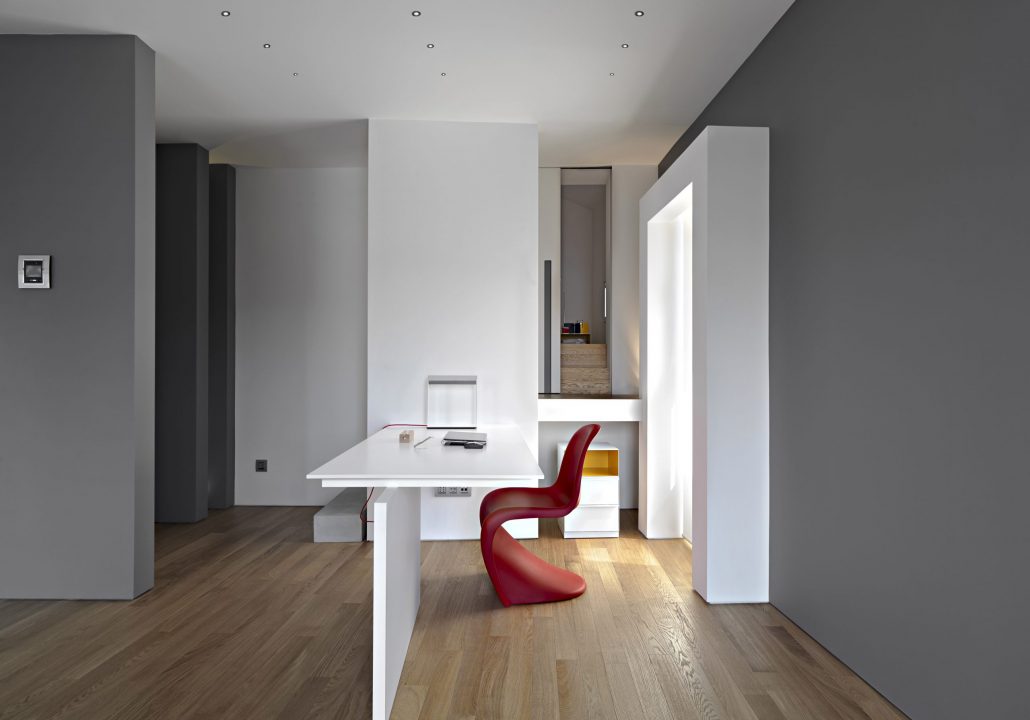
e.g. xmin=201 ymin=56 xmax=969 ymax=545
xmin=367 ymin=119 xmax=539 ymax=540
xmin=539 ymin=167 xmax=561 ymax=393
xmin=639 ymin=126 xmax=769 ymax=603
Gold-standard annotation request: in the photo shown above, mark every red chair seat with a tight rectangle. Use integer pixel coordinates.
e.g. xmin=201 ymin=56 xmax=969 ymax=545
xmin=479 ymin=424 xmax=600 ymax=606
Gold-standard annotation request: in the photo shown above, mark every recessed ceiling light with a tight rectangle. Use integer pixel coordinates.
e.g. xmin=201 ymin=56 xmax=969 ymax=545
xmin=263 ymin=43 xmax=271 ymax=49
xmin=634 ymin=10 xmax=645 ymax=17
xmin=610 ymin=72 xmax=615 ymax=76
xmin=220 ymin=10 xmax=231 ymax=17
xmin=427 ymin=43 xmax=435 ymax=48
xmin=621 ymin=43 xmax=629 ymax=48
xmin=292 ymin=72 xmax=299 ymax=77
xmin=441 ymin=72 xmax=447 ymax=76
xmin=411 ymin=10 xmax=422 ymax=16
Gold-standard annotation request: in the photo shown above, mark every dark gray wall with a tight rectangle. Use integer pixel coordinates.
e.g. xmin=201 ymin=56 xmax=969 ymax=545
xmin=661 ymin=2 xmax=1030 ymax=718
xmin=156 ymin=144 xmax=209 ymax=523
xmin=0 ymin=35 xmax=155 ymax=599
xmin=208 ymin=164 xmax=236 ymax=509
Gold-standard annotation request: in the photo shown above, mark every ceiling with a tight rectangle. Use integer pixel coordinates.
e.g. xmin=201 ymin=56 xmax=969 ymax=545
xmin=0 ymin=0 xmax=793 ymax=167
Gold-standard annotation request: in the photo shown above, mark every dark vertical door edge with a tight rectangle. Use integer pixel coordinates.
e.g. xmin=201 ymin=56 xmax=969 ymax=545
xmin=208 ymin=164 xmax=236 ymax=509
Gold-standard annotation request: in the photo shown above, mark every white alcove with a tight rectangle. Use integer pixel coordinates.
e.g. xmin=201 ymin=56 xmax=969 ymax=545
xmin=639 ymin=126 xmax=769 ymax=603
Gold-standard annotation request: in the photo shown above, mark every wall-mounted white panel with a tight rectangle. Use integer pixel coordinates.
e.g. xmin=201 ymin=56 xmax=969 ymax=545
xmin=367 ymin=119 xmax=539 ymax=539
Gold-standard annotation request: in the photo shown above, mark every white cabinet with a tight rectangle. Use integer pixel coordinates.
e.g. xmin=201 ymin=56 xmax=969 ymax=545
xmin=557 ymin=441 xmax=620 ymax=538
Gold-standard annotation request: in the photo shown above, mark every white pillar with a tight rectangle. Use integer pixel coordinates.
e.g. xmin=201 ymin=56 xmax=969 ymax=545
xmin=640 ymin=126 xmax=769 ymax=604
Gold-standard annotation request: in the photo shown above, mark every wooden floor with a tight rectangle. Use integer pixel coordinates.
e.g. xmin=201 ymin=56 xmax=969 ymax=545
xmin=0 ymin=508 xmax=906 ymax=720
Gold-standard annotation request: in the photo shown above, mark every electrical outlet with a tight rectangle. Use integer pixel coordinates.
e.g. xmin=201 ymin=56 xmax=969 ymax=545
xmin=255 ymin=459 xmax=268 ymax=472
xmin=435 ymin=487 xmax=471 ymax=497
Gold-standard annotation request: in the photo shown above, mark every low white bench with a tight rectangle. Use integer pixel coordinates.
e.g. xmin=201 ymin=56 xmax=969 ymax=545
xmin=313 ymin=487 xmax=367 ymax=542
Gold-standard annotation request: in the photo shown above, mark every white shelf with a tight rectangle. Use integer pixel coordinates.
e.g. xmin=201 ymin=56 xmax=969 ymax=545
xmin=538 ymin=397 xmax=642 ymax=423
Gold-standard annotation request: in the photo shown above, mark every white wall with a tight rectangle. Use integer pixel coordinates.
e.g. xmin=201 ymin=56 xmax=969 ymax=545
xmin=235 ymin=167 xmax=368 ymax=506
xmin=367 ymin=119 xmax=539 ymax=540
xmin=539 ymin=168 xmax=561 ymax=393
xmin=640 ymin=127 xmax=769 ymax=603
xmin=610 ymin=165 xmax=658 ymax=396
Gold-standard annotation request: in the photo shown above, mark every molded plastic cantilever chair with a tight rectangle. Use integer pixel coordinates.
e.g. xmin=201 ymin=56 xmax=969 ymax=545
xmin=479 ymin=423 xmax=600 ymax=606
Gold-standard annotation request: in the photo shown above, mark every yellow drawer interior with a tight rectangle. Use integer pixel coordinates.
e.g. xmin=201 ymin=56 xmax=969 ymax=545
xmin=581 ymin=448 xmax=619 ymax=477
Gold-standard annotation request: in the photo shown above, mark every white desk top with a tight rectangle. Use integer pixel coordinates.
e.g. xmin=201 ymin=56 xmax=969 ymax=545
xmin=308 ymin=424 xmax=544 ymax=488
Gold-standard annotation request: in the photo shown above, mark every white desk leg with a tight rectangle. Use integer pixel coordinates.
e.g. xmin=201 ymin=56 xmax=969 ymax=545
xmin=372 ymin=487 xmax=421 ymax=720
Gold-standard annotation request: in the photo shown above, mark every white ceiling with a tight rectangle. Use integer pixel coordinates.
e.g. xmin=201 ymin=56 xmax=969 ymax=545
xmin=0 ymin=0 xmax=793 ymax=167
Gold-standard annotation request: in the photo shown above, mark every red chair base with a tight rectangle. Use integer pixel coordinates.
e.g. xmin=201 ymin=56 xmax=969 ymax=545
xmin=485 ymin=526 xmax=586 ymax=607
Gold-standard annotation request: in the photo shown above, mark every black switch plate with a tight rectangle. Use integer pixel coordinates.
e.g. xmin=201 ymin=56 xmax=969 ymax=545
xmin=255 ymin=459 xmax=268 ymax=472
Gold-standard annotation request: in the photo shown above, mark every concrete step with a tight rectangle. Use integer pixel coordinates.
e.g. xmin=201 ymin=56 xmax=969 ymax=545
xmin=313 ymin=487 xmax=367 ymax=542
xmin=561 ymin=344 xmax=608 ymax=368
xmin=560 ymin=367 xmax=611 ymax=395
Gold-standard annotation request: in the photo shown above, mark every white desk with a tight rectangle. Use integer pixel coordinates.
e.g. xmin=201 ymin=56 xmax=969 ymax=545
xmin=307 ymin=424 xmax=543 ymax=720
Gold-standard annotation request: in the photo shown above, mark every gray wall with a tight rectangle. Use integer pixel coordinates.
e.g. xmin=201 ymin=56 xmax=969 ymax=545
xmin=234 ymin=167 xmax=367 ymax=506
xmin=155 ymin=144 xmax=209 ymax=523
xmin=661 ymin=2 xmax=1030 ymax=718
xmin=0 ymin=35 xmax=155 ymax=599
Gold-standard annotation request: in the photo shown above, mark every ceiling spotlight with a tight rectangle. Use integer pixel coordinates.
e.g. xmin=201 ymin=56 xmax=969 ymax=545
xmin=263 ymin=43 xmax=271 ymax=48
xmin=411 ymin=10 xmax=422 ymax=16
xmin=441 ymin=72 xmax=447 ymax=76
xmin=220 ymin=10 xmax=231 ymax=17
xmin=427 ymin=43 xmax=435 ymax=48
xmin=292 ymin=72 xmax=299 ymax=77
xmin=610 ymin=72 xmax=615 ymax=76
xmin=634 ymin=10 xmax=645 ymax=17
xmin=621 ymin=43 xmax=629 ymax=48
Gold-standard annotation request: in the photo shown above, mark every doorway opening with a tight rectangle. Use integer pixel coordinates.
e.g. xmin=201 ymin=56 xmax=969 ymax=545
xmin=559 ymin=168 xmax=611 ymax=395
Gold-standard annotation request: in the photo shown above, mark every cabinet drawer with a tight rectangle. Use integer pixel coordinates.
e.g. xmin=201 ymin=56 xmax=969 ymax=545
xmin=560 ymin=505 xmax=619 ymax=534
xmin=579 ymin=476 xmax=619 ymax=506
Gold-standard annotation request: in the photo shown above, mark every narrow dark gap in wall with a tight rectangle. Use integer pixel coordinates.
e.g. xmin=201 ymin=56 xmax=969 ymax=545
xmin=208 ymin=164 xmax=236 ymax=510
xmin=155 ymin=144 xmax=210 ymax=523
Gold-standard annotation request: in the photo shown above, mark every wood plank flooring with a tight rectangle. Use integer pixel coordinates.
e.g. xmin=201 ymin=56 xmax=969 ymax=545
xmin=0 ymin=507 xmax=906 ymax=720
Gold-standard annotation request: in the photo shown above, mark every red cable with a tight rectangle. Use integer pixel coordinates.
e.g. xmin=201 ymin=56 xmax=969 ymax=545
xmin=361 ymin=424 xmax=428 ymax=526
xmin=360 ymin=488 xmax=374 ymax=522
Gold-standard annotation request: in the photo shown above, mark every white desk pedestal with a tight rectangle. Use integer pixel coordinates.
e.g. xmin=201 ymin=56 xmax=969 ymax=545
xmin=307 ymin=425 xmax=544 ymax=720
xmin=372 ymin=487 xmax=421 ymax=720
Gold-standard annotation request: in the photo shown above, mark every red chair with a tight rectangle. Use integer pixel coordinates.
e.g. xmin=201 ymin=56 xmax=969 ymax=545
xmin=479 ymin=423 xmax=600 ymax=606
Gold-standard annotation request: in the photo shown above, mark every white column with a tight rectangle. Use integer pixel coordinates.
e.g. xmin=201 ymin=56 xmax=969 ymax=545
xmin=640 ymin=126 xmax=769 ymax=604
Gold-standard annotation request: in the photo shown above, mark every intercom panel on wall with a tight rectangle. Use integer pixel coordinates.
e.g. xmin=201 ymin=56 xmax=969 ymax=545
xmin=18 ymin=255 xmax=51 ymax=289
